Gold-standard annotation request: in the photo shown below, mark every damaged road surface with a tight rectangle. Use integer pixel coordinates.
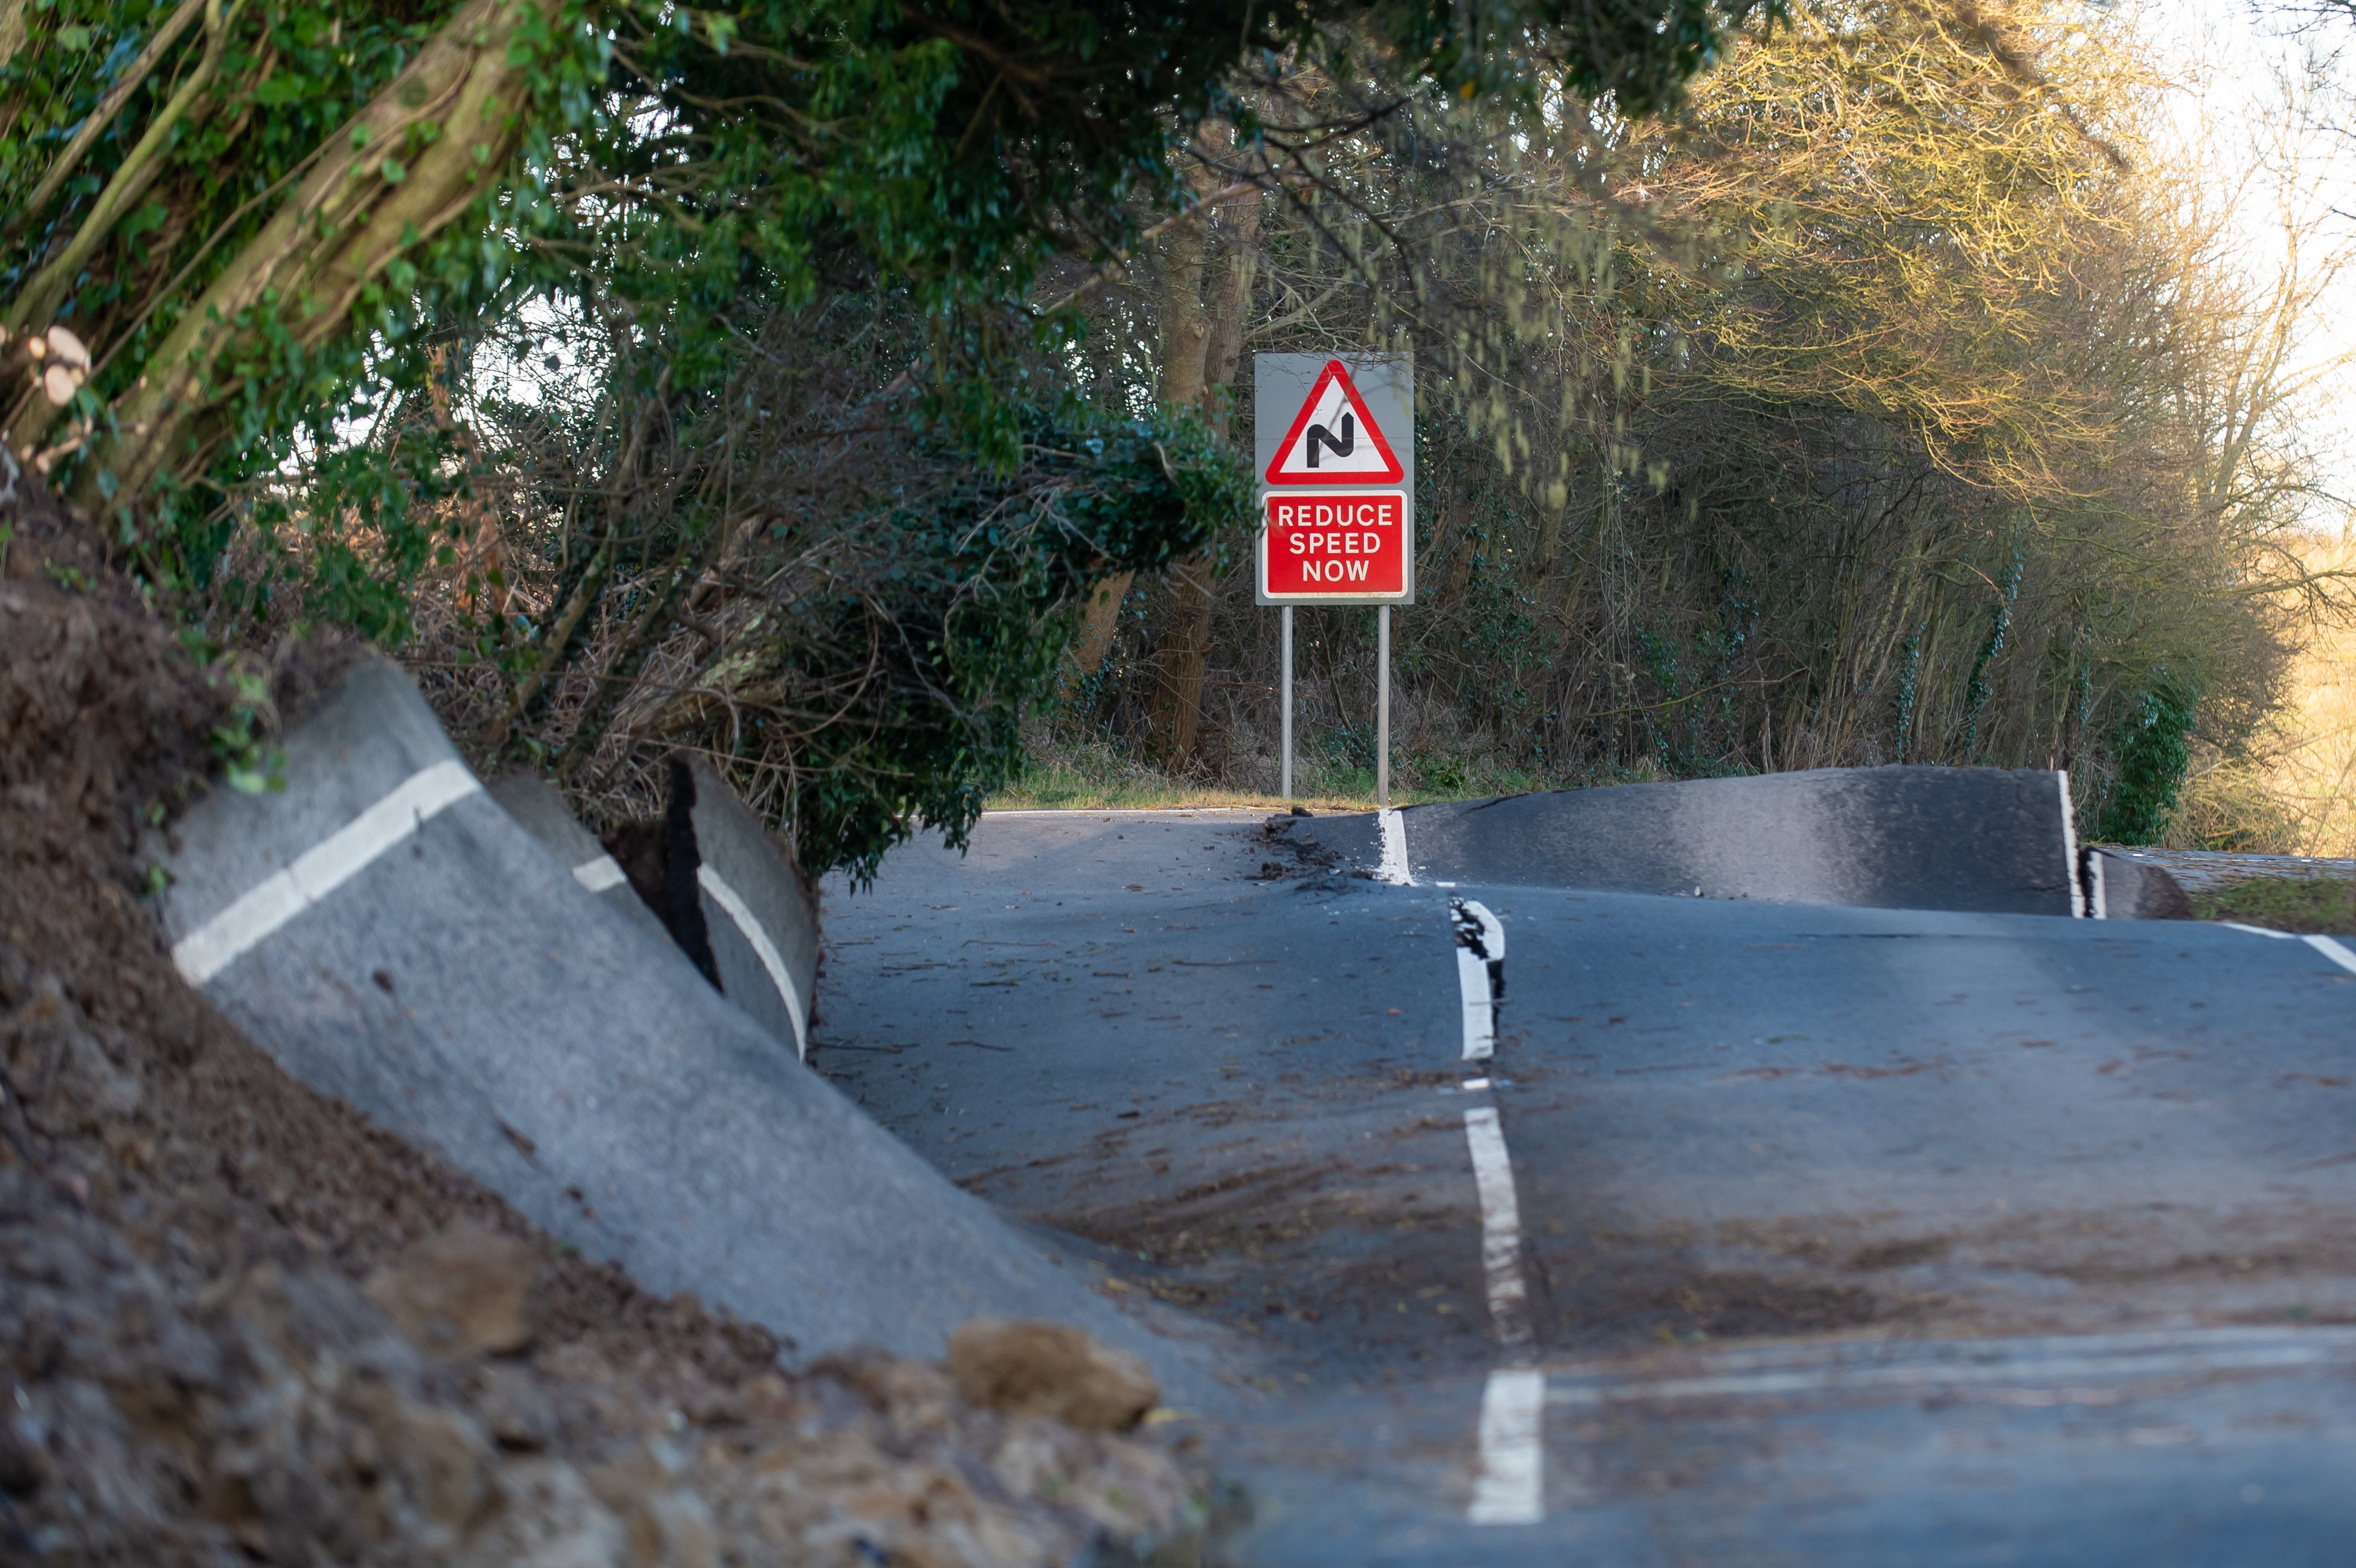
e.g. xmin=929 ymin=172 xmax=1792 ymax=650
xmin=819 ymin=808 xmax=2356 ymax=1565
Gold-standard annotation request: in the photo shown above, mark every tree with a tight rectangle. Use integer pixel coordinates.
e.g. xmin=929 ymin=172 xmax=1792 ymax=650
xmin=1061 ymin=0 xmax=2334 ymax=825
xmin=1 ymin=0 xmax=1778 ymax=871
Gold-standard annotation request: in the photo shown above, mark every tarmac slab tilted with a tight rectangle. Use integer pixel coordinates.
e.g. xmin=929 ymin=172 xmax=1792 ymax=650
xmin=155 ymin=660 xmax=1222 ymax=1397
xmin=1282 ymin=766 xmax=2083 ymax=914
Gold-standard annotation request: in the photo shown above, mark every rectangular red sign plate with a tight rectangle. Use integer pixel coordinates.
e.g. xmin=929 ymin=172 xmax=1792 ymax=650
xmin=1258 ymin=491 xmax=1408 ymax=600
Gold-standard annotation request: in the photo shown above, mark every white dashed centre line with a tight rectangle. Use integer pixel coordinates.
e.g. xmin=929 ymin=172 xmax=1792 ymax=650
xmin=1452 ymin=897 xmax=1503 ymax=1063
xmin=1447 ymin=893 xmax=1542 ymax=1525
xmin=1468 ymin=1368 xmax=1547 ymax=1526
xmin=1464 ymin=1105 xmax=1533 ymax=1352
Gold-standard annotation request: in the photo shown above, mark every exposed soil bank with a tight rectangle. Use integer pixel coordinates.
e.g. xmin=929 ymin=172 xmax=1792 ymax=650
xmin=0 ymin=485 xmax=1190 ymax=1566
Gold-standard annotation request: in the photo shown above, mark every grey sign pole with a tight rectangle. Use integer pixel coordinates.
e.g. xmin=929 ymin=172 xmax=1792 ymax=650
xmin=1377 ymin=606 xmax=1391 ymax=808
xmin=1281 ymin=606 xmax=1295 ymax=801
xmin=1253 ymin=351 xmax=1413 ymax=814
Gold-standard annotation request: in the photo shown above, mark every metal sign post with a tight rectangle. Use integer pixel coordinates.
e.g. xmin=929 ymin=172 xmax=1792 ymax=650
xmin=1377 ymin=604 xmax=1391 ymax=808
xmin=1253 ymin=353 xmax=1413 ymax=810
xmin=1280 ymin=604 xmax=1295 ymax=801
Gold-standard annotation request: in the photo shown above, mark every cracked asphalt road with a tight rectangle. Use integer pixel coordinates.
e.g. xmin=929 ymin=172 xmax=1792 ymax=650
xmin=817 ymin=808 xmax=2356 ymax=1565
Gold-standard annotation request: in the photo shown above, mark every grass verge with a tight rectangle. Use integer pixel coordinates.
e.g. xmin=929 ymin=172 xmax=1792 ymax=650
xmin=2190 ymin=877 xmax=2356 ymax=934
xmin=988 ymin=730 xmax=1570 ymax=813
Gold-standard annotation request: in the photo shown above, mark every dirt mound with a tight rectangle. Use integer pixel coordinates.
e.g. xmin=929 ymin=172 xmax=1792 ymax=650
xmin=0 ymin=484 xmax=1189 ymax=1563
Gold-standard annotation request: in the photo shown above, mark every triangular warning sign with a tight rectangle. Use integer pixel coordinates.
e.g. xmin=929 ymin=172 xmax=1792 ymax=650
xmin=1265 ymin=360 xmax=1404 ymax=486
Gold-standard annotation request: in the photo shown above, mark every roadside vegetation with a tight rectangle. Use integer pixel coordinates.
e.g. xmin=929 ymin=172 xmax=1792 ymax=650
xmin=0 ymin=0 xmax=1770 ymax=882
xmin=5 ymin=0 xmax=2354 ymax=865
xmin=1063 ymin=2 xmax=2356 ymax=852
xmin=2190 ymin=876 xmax=2356 ymax=933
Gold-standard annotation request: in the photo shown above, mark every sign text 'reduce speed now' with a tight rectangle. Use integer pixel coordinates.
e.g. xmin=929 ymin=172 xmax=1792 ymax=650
xmin=1260 ymin=492 xmax=1406 ymax=597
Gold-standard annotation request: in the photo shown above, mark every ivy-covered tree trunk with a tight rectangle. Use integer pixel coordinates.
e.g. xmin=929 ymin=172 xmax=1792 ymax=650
xmin=1144 ymin=182 xmax=1260 ymax=763
xmin=1069 ymin=144 xmax=1228 ymax=680
xmin=56 ymin=0 xmax=560 ymax=517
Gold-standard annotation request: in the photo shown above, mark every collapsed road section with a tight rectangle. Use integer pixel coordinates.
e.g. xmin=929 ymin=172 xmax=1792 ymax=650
xmin=154 ymin=656 xmax=1223 ymax=1397
xmin=820 ymin=801 xmax=2356 ymax=1563
xmin=1277 ymin=767 xmax=2096 ymax=913
xmin=138 ymin=650 xmax=2356 ymax=1563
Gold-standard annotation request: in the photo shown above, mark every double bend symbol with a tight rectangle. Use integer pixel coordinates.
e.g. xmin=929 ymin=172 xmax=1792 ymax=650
xmin=1307 ymin=412 xmax=1355 ymax=467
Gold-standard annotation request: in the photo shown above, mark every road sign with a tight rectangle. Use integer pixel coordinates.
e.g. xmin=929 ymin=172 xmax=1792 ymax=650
xmin=1253 ymin=354 xmax=1412 ymax=607
xmin=1258 ymin=491 xmax=1409 ymax=599
xmin=1264 ymin=359 xmax=1407 ymax=485
xmin=1254 ymin=352 xmax=1413 ymax=808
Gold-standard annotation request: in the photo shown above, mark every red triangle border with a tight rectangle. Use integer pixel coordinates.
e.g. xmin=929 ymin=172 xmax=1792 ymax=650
xmin=1264 ymin=359 xmax=1405 ymax=487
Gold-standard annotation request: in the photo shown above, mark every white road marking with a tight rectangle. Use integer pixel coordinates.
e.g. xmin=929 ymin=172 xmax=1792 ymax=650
xmin=978 ymin=807 xmax=1264 ymax=817
xmin=2223 ymin=923 xmax=2356 ymax=973
xmin=172 ymin=760 xmax=481 ymax=985
xmin=2305 ymin=934 xmax=2356 ymax=973
xmin=1453 ymin=898 xmax=1505 ymax=957
xmin=1451 ymin=898 xmax=1503 ymax=1063
xmin=572 ymin=854 xmax=628 ymax=894
xmin=2060 ymin=770 xmax=2085 ymax=917
xmin=1376 ymin=808 xmax=1413 ymax=884
xmin=1458 ymin=946 xmax=1495 ymax=1061
xmin=1545 ymin=1332 xmax=2355 ymax=1408
xmin=2086 ymin=846 xmax=2108 ymax=920
xmin=1468 ymin=1367 xmax=1546 ymax=1525
xmin=697 ymin=863 xmax=810 ymax=1059
xmin=1464 ymin=1105 xmax=1533 ymax=1352
xmin=1444 ymin=897 xmax=1542 ymax=1523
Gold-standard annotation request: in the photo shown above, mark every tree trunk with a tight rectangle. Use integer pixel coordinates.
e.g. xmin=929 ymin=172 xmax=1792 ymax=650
xmin=63 ymin=0 xmax=560 ymax=516
xmin=1143 ymin=176 xmax=1260 ymax=764
xmin=1068 ymin=143 xmax=1226 ymax=679
xmin=1068 ymin=575 xmax=1131 ymax=677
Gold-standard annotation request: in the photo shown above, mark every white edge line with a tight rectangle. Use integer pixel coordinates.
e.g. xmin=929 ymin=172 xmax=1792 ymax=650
xmin=1468 ymin=1367 xmax=1546 ymax=1525
xmin=2224 ymin=922 xmax=2296 ymax=939
xmin=2303 ymin=933 xmax=2356 ymax=974
xmin=2059 ymin=770 xmax=2084 ymax=917
xmin=172 ymin=760 xmax=480 ymax=986
xmin=572 ymin=854 xmax=628 ymax=894
xmin=697 ymin=864 xmax=811 ymax=1060
xmin=1377 ymin=807 xmax=1413 ymax=885
xmin=2087 ymin=848 xmax=2107 ymax=921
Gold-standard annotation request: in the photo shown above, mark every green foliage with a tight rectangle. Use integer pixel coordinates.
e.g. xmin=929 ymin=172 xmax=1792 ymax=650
xmin=1058 ymin=0 xmax=2307 ymax=818
xmin=205 ymin=666 xmax=286 ymax=795
xmin=798 ymin=397 xmax=1253 ymax=882
xmin=2095 ymin=682 xmax=2197 ymax=846
xmin=1 ymin=0 xmax=1770 ymax=871
xmin=2189 ymin=876 xmax=2356 ymax=936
